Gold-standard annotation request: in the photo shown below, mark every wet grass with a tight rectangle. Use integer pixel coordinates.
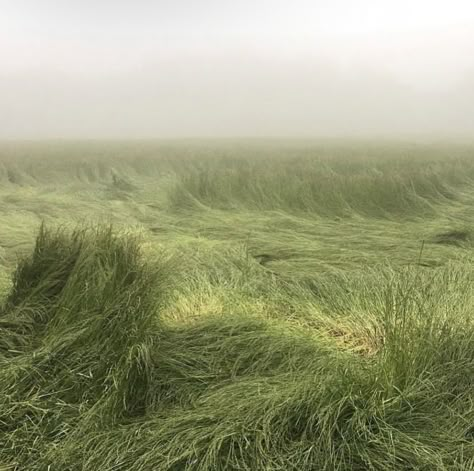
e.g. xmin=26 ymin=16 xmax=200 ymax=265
xmin=0 ymin=140 xmax=473 ymax=469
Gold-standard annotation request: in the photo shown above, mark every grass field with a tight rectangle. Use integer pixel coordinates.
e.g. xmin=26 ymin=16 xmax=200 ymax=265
xmin=1 ymin=140 xmax=474 ymax=470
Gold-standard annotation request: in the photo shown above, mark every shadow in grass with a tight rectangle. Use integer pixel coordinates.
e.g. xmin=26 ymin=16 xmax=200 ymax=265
xmin=104 ymin=172 xmax=138 ymax=200
xmin=432 ymin=228 xmax=472 ymax=247
xmin=1 ymin=225 xmax=474 ymax=470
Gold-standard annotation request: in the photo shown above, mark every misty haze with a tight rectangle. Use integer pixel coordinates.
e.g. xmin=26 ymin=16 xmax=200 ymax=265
xmin=1 ymin=1 xmax=474 ymax=137
xmin=1 ymin=2 xmax=474 ymax=470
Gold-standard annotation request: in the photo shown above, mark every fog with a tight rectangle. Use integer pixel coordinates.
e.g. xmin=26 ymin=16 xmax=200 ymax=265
xmin=1 ymin=0 xmax=474 ymax=138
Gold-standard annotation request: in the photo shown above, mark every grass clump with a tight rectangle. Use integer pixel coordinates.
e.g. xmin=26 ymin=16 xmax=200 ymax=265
xmin=0 ymin=225 xmax=169 ymax=468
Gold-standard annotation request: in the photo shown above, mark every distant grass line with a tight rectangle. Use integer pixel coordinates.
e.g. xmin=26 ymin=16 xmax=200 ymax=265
xmin=169 ymin=155 xmax=474 ymax=217
xmin=1 ymin=140 xmax=474 ymax=218
xmin=0 ymin=226 xmax=473 ymax=469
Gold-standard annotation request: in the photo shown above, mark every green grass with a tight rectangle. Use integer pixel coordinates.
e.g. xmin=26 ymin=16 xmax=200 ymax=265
xmin=0 ymin=140 xmax=474 ymax=469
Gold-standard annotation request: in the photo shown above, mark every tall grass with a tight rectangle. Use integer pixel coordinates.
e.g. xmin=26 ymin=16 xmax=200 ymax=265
xmin=1 ymin=140 xmax=474 ymax=218
xmin=0 ymin=225 xmax=473 ymax=469
xmin=1 ymin=140 xmax=474 ymax=469
xmin=0 ymin=225 xmax=169 ymax=467
xmin=169 ymin=154 xmax=474 ymax=217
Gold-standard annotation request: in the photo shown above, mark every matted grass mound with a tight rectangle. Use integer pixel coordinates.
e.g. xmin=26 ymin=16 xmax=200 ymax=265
xmin=0 ymin=225 xmax=168 ymax=467
xmin=0 ymin=226 xmax=473 ymax=470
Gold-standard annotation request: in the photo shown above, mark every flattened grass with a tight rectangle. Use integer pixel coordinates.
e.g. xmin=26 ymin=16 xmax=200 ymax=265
xmin=0 ymin=226 xmax=473 ymax=470
xmin=1 ymin=141 xmax=474 ymax=469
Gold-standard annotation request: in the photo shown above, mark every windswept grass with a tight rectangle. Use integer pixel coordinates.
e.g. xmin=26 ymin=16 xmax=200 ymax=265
xmin=1 ymin=140 xmax=474 ymax=218
xmin=1 ymin=141 xmax=474 ymax=469
xmin=0 ymin=226 xmax=169 ymax=467
xmin=167 ymin=144 xmax=474 ymax=217
xmin=0 ymin=225 xmax=473 ymax=470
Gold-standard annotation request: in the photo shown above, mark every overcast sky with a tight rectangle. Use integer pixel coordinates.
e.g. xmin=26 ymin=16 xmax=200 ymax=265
xmin=1 ymin=0 xmax=473 ymax=138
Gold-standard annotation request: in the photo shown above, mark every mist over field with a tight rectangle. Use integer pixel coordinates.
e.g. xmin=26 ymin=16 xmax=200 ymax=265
xmin=2 ymin=2 xmax=474 ymax=470
xmin=1 ymin=0 xmax=474 ymax=138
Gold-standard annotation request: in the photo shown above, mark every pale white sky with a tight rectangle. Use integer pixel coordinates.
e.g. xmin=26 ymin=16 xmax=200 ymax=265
xmin=1 ymin=1 xmax=473 ymax=137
